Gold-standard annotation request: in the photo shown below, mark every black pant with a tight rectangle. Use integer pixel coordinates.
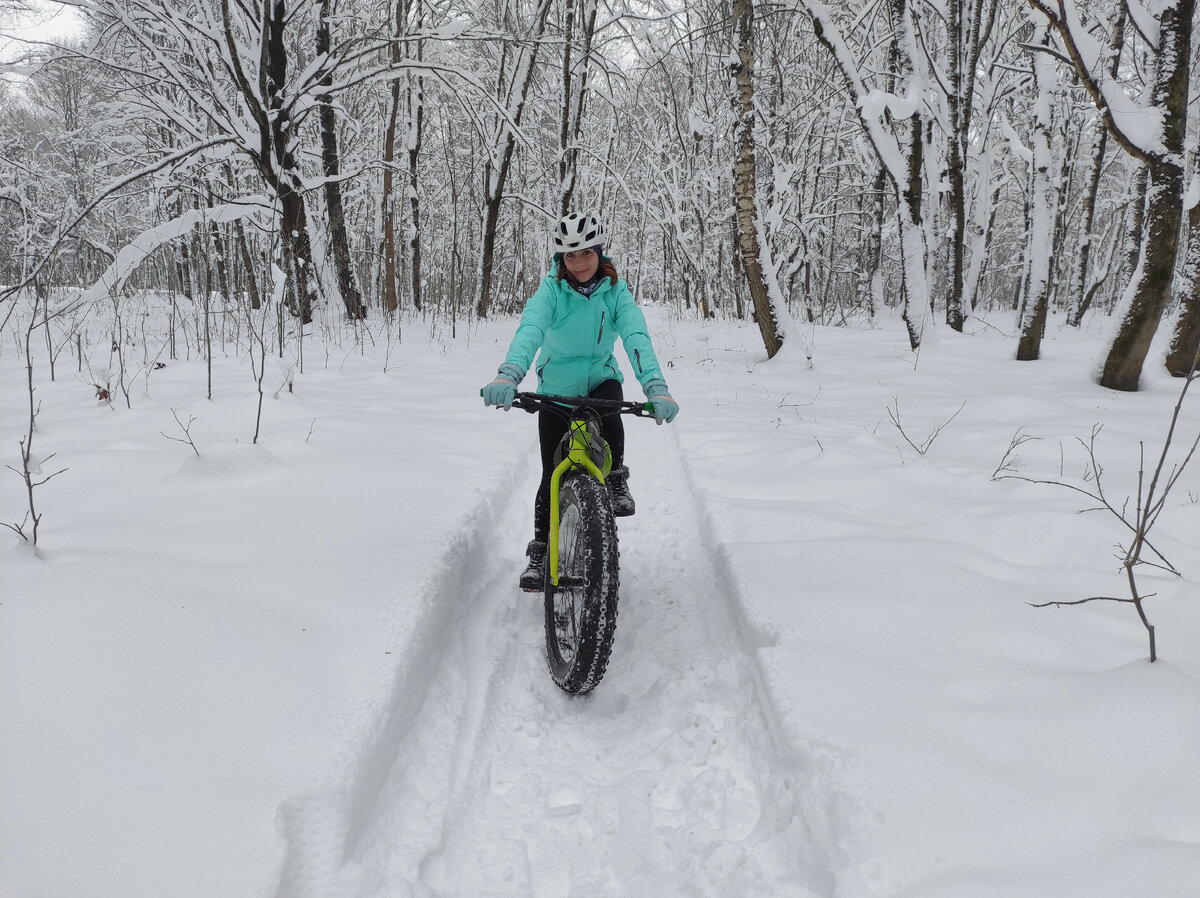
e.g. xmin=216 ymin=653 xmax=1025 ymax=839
xmin=533 ymin=379 xmax=625 ymax=542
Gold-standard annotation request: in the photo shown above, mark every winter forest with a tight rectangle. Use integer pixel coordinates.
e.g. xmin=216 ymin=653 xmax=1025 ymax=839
xmin=6 ymin=3 xmax=1200 ymax=894
xmin=2 ymin=0 xmax=1200 ymax=400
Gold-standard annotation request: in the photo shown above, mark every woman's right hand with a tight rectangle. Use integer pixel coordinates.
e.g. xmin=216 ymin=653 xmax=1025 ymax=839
xmin=482 ymin=362 xmax=525 ymax=409
xmin=481 ymin=376 xmax=517 ymax=409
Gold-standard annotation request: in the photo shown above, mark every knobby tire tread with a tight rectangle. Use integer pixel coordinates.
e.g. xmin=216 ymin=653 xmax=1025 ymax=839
xmin=544 ymin=471 xmax=620 ymax=694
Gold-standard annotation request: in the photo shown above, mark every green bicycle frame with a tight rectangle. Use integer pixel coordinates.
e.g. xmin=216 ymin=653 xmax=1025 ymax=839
xmin=547 ymin=418 xmax=609 ymax=587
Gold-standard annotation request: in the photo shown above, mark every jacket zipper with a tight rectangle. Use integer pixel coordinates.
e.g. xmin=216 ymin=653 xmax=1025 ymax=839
xmin=597 ymin=310 xmax=605 ymax=345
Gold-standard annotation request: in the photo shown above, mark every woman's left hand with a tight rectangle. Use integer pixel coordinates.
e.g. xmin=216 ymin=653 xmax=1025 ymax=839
xmin=649 ymin=393 xmax=679 ymax=424
xmin=643 ymin=378 xmax=679 ymax=424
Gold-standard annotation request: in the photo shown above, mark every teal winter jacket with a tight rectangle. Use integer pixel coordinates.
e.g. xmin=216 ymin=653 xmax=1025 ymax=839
xmin=502 ymin=271 xmax=664 ymax=397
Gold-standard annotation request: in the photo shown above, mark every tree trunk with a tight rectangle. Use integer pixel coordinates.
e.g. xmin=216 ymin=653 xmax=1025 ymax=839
xmin=277 ymin=185 xmax=316 ymax=324
xmin=1121 ymin=168 xmax=1149 ymax=294
xmin=898 ymin=101 xmax=925 ymax=350
xmin=207 ymin=209 xmax=232 ymax=309
xmin=380 ymin=0 xmax=406 ymax=314
xmin=1100 ymin=160 xmax=1185 ymax=389
xmin=945 ymin=0 xmax=967 ymax=332
xmin=406 ymin=7 xmax=425 ymax=313
xmin=1067 ymin=8 xmax=1123 ymax=326
xmin=730 ymin=0 xmax=783 ymax=358
xmin=474 ymin=0 xmax=553 ymax=319
xmin=234 ymin=218 xmax=262 ymax=311
xmin=557 ymin=0 xmax=598 ymax=215
xmin=865 ymin=165 xmax=887 ymax=318
xmin=1165 ymin=291 xmax=1200 ymax=376
xmin=1165 ymin=183 xmax=1200 ymax=376
xmin=1030 ymin=0 xmax=1192 ymax=390
xmin=265 ymin=0 xmax=317 ymax=324
xmin=1067 ymin=123 xmax=1108 ymax=326
xmin=316 ymin=0 xmax=366 ymax=319
xmin=1096 ymin=0 xmax=1192 ymax=391
xmin=1016 ymin=27 xmax=1055 ymax=361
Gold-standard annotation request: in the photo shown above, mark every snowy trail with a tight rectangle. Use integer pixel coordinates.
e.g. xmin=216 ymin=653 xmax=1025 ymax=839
xmin=277 ymin=424 xmax=834 ymax=898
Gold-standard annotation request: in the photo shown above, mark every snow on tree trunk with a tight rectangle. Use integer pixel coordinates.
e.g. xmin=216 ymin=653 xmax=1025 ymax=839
xmin=1165 ymin=173 xmax=1200 ymax=376
xmin=406 ymin=45 xmax=425 ymax=316
xmin=1028 ymin=0 xmax=1193 ymax=391
xmin=1098 ymin=164 xmax=1186 ymax=390
xmin=77 ymin=199 xmax=270 ymax=307
xmin=805 ymin=0 xmax=931 ymax=350
xmin=943 ymin=0 xmax=993 ymax=330
xmin=1016 ymin=27 xmax=1056 ymax=362
xmin=730 ymin=0 xmax=786 ymax=359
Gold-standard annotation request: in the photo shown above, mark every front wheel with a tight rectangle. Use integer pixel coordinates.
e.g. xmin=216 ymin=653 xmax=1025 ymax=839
xmin=544 ymin=470 xmax=619 ymax=694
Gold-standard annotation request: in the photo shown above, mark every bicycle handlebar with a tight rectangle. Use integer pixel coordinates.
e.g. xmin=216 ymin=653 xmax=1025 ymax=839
xmin=509 ymin=392 xmax=655 ymax=417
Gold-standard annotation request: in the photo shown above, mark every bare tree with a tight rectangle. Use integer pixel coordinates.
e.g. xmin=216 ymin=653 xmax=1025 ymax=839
xmin=473 ymin=0 xmax=553 ymax=318
xmin=3 ymin=298 xmax=69 ymax=547
xmin=804 ymin=0 xmax=930 ymax=349
xmin=556 ymin=0 xmax=598 ymax=215
xmin=381 ymin=0 xmax=425 ymax=315
xmin=994 ymin=360 xmax=1200 ymax=661
xmin=1026 ymin=0 xmax=1194 ymax=391
xmin=316 ymin=0 xmax=366 ymax=320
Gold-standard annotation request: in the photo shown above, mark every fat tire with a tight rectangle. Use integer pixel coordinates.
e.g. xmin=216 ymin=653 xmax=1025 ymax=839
xmin=544 ymin=471 xmax=620 ymax=694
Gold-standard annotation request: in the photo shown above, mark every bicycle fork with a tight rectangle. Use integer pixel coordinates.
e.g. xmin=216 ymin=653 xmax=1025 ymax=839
xmin=546 ymin=419 xmax=609 ymax=587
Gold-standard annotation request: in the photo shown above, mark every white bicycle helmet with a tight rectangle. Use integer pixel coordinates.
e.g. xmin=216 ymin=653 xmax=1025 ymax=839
xmin=552 ymin=211 xmax=605 ymax=253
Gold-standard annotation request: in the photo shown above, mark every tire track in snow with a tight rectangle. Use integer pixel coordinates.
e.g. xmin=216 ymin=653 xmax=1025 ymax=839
xmin=277 ymin=425 xmax=840 ymax=898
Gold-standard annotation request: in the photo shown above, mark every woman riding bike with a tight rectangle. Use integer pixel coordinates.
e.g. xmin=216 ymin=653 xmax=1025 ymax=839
xmin=481 ymin=211 xmax=680 ymax=589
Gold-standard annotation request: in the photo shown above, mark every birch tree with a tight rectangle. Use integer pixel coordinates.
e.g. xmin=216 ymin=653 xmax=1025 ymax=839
xmin=942 ymin=0 xmax=999 ymax=330
xmin=1015 ymin=25 xmax=1057 ymax=361
xmin=730 ymin=0 xmax=788 ymax=357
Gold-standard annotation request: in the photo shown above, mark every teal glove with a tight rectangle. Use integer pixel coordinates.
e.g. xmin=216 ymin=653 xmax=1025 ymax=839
xmin=643 ymin=377 xmax=679 ymax=425
xmin=482 ymin=362 xmax=524 ymax=409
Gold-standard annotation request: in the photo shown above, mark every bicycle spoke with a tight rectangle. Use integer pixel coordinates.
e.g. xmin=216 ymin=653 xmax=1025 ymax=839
xmin=554 ymin=503 xmax=585 ymax=665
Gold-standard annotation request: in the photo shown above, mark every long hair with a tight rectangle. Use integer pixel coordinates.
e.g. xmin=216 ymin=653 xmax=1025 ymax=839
xmin=555 ymin=251 xmax=618 ymax=288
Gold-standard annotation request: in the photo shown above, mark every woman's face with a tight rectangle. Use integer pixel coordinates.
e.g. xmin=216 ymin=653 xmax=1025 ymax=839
xmin=564 ymin=248 xmax=599 ymax=283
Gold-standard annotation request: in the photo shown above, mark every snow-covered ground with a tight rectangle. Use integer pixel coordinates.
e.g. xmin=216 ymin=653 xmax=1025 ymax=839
xmin=2 ymin=303 xmax=1198 ymax=897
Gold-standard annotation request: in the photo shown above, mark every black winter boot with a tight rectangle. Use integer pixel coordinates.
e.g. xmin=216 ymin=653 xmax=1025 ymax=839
xmin=519 ymin=539 xmax=547 ymax=591
xmin=607 ymin=465 xmax=635 ymax=517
